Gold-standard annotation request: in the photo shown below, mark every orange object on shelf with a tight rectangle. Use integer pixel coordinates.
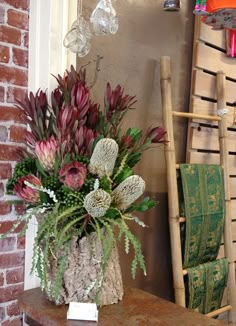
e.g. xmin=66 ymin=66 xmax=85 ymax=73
xmin=206 ymin=0 xmax=236 ymax=13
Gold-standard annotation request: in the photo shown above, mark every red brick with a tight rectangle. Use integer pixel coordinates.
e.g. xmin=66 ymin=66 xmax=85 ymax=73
xmin=0 ymin=65 xmax=28 ymax=87
xmin=2 ymin=0 xmax=29 ymax=10
xmin=0 ymin=107 xmax=25 ymax=123
xmin=0 ymin=5 xmax=5 ymax=23
xmin=0 ymin=252 xmax=24 ymax=269
xmin=0 ymin=201 xmax=11 ymax=215
xmin=7 ymin=87 xmax=27 ymax=104
xmin=0 ymin=237 xmax=16 ymax=252
xmin=12 ymin=48 xmax=28 ymax=67
xmin=0 ymin=126 xmax=7 ymax=141
xmin=0 ymin=144 xmax=21 ymax=161
xmin=0 ymin=45 xmax=10 ymax=63
xmin=0 ymin=284 xmax=24 ymax=303
xmin=0 ymin=271 xmax=4 ymax=286
xmin=23 ymin=31 xmax=28 ymax=48
xmin=10 ymin=126 xmax=26 ymax=143
xmin=6 ymin=301 xmax=20 ymax=317
xmin=0 ymin=86 xmax=4 ymax=102
xmin=7 ymin=9 xmax=28 ymax=30
xmin=6 ymin=267 xmax=24 ymax=284
xmin=0 ymin=163 xmax=12 ymax=179
xmin=17 ymin=235 xmax=25 ymax=249
xmin=0 ymin=221 xmax=25 ymax=234
xmin=2 ymin=317 xmax=22 ymax=326
xmin=0 ymin=25 xmax=21 ymax=45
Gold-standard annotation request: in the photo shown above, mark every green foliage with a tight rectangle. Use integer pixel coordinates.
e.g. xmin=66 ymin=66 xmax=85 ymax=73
xmin=125 ymin=197 xmax=157 ymax=213
xmin=125 ymin=127 xmax=142 ymax=143
xmin=35 ymin=159 xmax=48 ymax=177
xmin=106 ymin=216 xmax=146 ymax=279
xmin=99 ymin=176 xmax=112 ymax=193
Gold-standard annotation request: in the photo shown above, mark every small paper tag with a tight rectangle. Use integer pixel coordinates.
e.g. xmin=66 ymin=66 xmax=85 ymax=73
xmin=67 ymin=302 xmax=98 ymax=322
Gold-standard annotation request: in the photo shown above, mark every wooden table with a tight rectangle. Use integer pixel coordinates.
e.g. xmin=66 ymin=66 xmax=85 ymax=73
xmin=18 ymin=287 xmax=227 ymax=326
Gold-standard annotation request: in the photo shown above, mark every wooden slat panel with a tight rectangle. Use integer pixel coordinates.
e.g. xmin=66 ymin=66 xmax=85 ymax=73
xmin=231 ymin=179 xmax=236 ymax=198
xmin=190 ymin=127 xmax=236 ymax=152
xmin=232 ymin=221 xmax=236 ymax=242
xmin=198 ymin=21 xmax=225 ymax=50
xmin=192 ymin=70 xmax=236 ymax=104
xmin=231 ymin=200 xmax=236 ymax=217
xmin=195 ymin=42 xmax=236 ymax=80
xmin=187 ymin=151 xmax=236 ymax=175
xmin=221 ymin=288 xmax=228 ymax=307
xmin=217 ymin=243 xmax=236 ymax=261
xmin=189 ymin=98 xmax=235 ymax=127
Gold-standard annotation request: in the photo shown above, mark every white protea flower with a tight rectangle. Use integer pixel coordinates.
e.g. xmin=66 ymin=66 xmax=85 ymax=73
xmin=112 ymin=175 xmax=145 ymax=210
xmin=88 ymin=138 xmax=118 ymax=177
xmin=84 ymin=189 xmax=111 ymax=218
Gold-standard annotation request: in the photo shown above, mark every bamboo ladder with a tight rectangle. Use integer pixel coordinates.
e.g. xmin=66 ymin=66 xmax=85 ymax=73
xmin=160 ymin=56 xmax=236 ymax=323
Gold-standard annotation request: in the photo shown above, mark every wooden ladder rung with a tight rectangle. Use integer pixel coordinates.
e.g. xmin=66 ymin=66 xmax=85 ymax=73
xmin=205 ymin=305 xmax=232 ymax=318
xmin=172 ymin=111 xmax=222 ymax=121
xmin=183 ymin=269 xmax=188 ymax=276
xmin=179 ymin=217 xmax=186 ymax=223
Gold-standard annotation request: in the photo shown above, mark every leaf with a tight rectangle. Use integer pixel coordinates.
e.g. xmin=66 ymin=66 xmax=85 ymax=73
xmin=127 ymin=152 xmax=142 ymax=168
xmin=100 ymin=176 xmax=112 ymax=193
xmin=114 ymin=165 xmax=133 ymax=184
xmin=106 ymin=208 xmax=120 ymax=219
xmin=53 ymin=154 xmax=61 ymax=177
xmin=125 ymin=235 xmax=130 ymax=254
xmin=36 ymin=159 xmax=48 ymax=177
xmin=130 ymin=215 xmax=148 ymax=228
xmin=126 ymin=197 xmax=158 ymax=213
xmin=39 ymin=191 xmax=48 ymax=204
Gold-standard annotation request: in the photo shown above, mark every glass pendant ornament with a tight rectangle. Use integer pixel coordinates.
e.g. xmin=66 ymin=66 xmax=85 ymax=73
xmin=90 ymin=0 xmax=119 ymax=36
xmin=63 ymin=0 xmax=92 ymax=57
xmin=163 ymin=0 xmax=181 ymax=11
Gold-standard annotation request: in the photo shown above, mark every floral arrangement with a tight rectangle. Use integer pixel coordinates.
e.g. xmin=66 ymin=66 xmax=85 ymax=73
xmin=5 ymin=66 xmax=165 ymax=301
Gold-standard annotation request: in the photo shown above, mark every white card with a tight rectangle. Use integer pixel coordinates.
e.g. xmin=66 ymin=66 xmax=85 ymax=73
xmin=67 ymin=302 xmax=98 ymax=322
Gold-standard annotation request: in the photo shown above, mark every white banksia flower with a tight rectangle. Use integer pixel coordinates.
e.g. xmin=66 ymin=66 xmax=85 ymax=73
xmin=84 ymin=189 xmax=111 ymax=218
xmin=88 ymin=138 xmax=118 ymax=177
xmin=112 ymin=175 xmax=145 ymax=210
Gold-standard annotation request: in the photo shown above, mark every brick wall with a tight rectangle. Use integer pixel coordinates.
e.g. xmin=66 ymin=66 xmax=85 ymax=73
xmin=0 ymin=1 xmax=29 ymax=325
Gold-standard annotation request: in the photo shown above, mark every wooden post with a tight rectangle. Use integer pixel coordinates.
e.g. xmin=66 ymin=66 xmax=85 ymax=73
xmin=160 ymin=56 xmax=185 ymax=307
xmin=217 ymin=71 xmax=236 ymax=324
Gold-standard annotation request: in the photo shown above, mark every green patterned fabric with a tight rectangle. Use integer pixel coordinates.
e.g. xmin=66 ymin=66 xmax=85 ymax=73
xmin=187 ymin=258 xmax=228 ymax=314
xmin=179 ymin=164 xmax=225 ymax=269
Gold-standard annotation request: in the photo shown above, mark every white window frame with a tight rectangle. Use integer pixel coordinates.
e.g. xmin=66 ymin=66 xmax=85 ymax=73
xmin=25 ymin=0 xmax=77 ymax=290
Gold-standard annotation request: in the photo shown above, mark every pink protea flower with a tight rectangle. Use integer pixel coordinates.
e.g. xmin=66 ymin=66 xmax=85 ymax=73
xmin=35 ymin=136 xmax=58 ymax=171
xmin=59 ymin=161 xmax=87 ymax=190
xmin=15 ymin=175 xmax=42 ymax=203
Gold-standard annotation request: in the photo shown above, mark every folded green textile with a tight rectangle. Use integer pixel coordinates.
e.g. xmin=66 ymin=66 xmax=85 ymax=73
xmin=179 ymin=164 xmax=225 ymax=269
xmin=187 ymin=258 xmax=228 ymax=314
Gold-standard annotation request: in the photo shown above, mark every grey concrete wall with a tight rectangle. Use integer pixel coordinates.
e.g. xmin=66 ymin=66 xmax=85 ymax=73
xmin=77 ymin=0 xmax=194 ymax=301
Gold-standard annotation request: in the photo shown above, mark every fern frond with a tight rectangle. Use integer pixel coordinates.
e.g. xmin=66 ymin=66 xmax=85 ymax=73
xmin=129 ymin=214 xmax=148 ymax=228
xmin=107 ymin=217 xmax=146 ymax=278
xmin=125 ymin=235 xmax=130 ymax=254
xmin=113 ymin=152 xmax=128 ymax=180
